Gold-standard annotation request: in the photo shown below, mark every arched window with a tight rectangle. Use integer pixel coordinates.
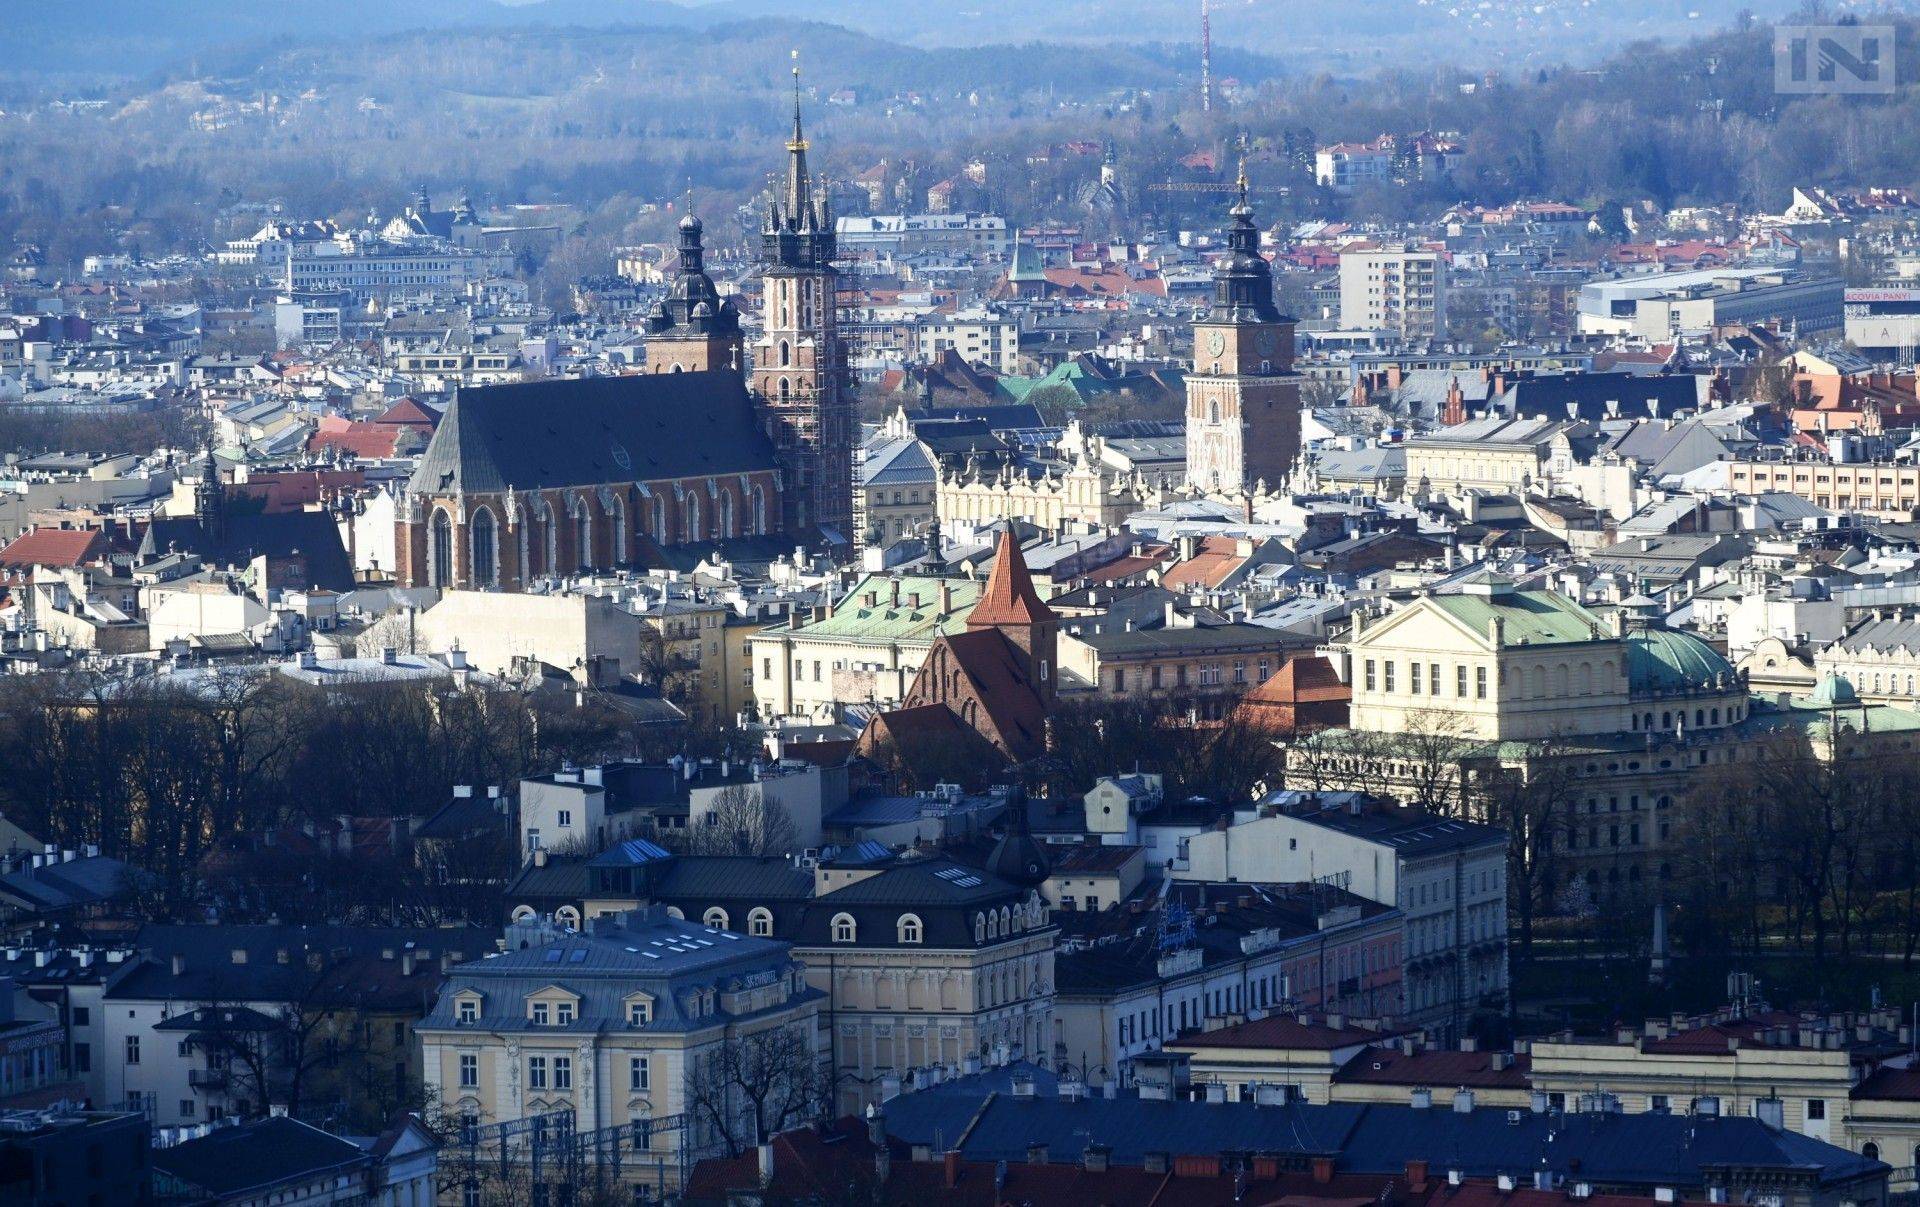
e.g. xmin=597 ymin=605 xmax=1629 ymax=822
xmin=748 ymin=908 xmax=773 ymax=937
xmin=664 ymin=906 xmax=685 ymax=920
xmin=1208 ymin=399 xmax=1219 ymax=424
xmin=555 ymin=906 xmax=580 ymax=930
xmin=703 ymin=907 xmax=729 ymax=930
xmin=897 ymin=914 xmax=923 ymax=944
xmin=986 ymin=911 xmax=999 ymax=940
xmin=751 ymin=485 xmax=767 ymax=535
xmin=653 ymin=498 xmax=668 ymax=546
xmin=779 ymin=339 xmax=791 ymax=367
xmin=1863 ymin=1143 xmax=1879 ymax=1161
xmin=831 ymin=913 xmax=857 ymax=943
xmin=682 ymin=495 xmax=701 ymax=544
xmin=999 ymin=906 xmax=1011 ymax=936
xmin=779 ymin=377 xmax=791 ymax=402
xmin=470 ymin=507 xmax=498 ymax=588
xmin=573 ymin=501 xmax=593 ymax=570
xmin=609 ymin=496 xmax=627 ymax=563
xmin=430 ymin=508 xmax=454 ymax=587
xmin=539 ymin=501 xmax=557 ymax=576
xmin=718 ymin=490 xmax=734 ymax=540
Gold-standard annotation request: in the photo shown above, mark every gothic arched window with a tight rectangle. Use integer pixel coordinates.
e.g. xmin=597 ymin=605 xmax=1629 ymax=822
xmin=573 ymin=502 xmax=593 ymax=570
xmin=718 ymin=491 xmax=734 ymax=540
xmin=682 ymin=495 xmax=701 ymax=544
xmin=470 ymin=507 xmax=497 ymax=588
xmin=430 ymin=509 xmax=454 ymax=587
xmin=751 ymin=485 xmax=767 ymax=534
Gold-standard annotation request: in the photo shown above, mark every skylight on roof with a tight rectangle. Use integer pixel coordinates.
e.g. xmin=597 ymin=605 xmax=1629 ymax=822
xmin=567 ymin=949 xmax=587 ymax=963
xmin=544 ymin=948 xmax=563 ymax=962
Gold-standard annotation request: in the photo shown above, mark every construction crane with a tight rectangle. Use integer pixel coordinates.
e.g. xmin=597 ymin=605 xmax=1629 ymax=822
xmin=1146 ymin=181 xmax=1292 ymax=195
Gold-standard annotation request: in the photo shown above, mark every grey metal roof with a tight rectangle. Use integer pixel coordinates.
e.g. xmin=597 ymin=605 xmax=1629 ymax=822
xmin=880 ymin=1077 xmax=1886 ymax=1188
xmin=426 ymin=909 xmax=811 ymax=1035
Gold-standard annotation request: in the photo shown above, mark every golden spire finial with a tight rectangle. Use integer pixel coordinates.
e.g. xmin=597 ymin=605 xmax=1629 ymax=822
xmin=787 ymin=48 xmax=808 ymax=151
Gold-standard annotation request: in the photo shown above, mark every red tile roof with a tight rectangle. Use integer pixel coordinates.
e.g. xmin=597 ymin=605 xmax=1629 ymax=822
xmin=1169 ymin=1013 xmax=1406 ymax=1052
xmin=1853 ymin=1064 xmax=1920 ymax=1101
xmin=0 ymin=527 xmax=107 ymax=568
xmin=1335 ymin=1044 xmax=1531 ymax=1089
xmin=1160 ymin=536 xmax=1249 ymax=590
xmin=967 ymin=528 xmax=1053 ymax=629
xmin=374 ymin=397 xmax=440 ymax=429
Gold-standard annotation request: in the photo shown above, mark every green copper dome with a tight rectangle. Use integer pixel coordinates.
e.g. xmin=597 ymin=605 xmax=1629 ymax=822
xmin=1626 ymin=627 xmax=1736 ymax=696
xmin=1807 ymin=671 xmax=1861 ymax=709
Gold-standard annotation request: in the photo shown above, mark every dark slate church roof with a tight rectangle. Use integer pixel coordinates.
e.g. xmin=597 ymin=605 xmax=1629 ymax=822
xmin=139 ymin=511 xmax=355 ymax=591
xmin=408 ymin=371 xmax=778 ymax=496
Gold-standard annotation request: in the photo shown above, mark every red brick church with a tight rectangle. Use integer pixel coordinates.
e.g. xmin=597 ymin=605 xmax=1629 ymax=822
xmin=395 ymin=78 xmax=850 ymax=590
xmin=856 ymin=528 xmax=1058 ymax=780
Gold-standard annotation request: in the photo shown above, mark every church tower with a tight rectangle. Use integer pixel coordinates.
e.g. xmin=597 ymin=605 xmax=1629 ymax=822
xmin=753 ymin=56 xmax=853 ymax=536
xmin=1185 ymin=167 xmax=1301 ymax=493
xmin=643 ymin=209 xmax=743 ymax=374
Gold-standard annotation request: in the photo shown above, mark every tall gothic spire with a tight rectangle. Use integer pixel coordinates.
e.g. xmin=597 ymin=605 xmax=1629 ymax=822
xmin=785 ymin=50 xmax=813 ymax=232
xmin=762 ymin=50 xmax=836 ymax=271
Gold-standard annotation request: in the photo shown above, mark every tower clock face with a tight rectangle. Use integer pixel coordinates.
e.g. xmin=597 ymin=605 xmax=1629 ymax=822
xmin=1206 ymin=330 xmax=1226 ymax=358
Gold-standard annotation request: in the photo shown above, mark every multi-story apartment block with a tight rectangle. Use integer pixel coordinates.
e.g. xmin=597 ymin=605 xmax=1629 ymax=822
xmin=418 ymin=908 xmax=823 ymax=1195
xmin=1339 ymin=245 xmax=1448 ymax=341
xmin=748 ymin=574 xmax=981 ymax=721
xmin=1173 ymin=792 xmax=1507 ymax=1045
xmin=1052 ymin=881 xmax=1403 ymax=1087
xmin=912 ymin=305 xmax=1019 ymax=375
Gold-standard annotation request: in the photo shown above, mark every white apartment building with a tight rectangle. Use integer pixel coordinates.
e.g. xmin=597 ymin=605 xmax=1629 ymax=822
xmin=1339 ymin=246 xmax=1448 ymax=341
xmin=913 ymin=305 xmax=1019 ymax=374
xmin=1173 ymin=791 xmax=1509 ymax=1045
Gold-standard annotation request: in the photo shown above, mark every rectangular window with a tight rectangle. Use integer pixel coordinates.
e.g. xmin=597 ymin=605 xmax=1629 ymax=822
xmin=1807 ymin=1099 xmax=1826 ymax=1121
xmin=1410 ymin=663 xmax=1421 ymax=694
xmin=532 ymin=1002 xmax=550 ymax=1026
xmin=1364 ymin=660 xmax=1376 ymax=691
xmin=460 ymin=1054 xmax=478 ymax=1088
xmin=73 ymin=1043 xmax=89 ymax=1073
xmin=72 ymin=1007 xmax=89 ymax=1026
xmin=1384 ymin=662 xmax=1396 ymax=692
xmin=812 ymin=661 xmax=822 ymax=682
xmin=1429 ymin=663 xmax=1440 ymax=695
xmin=1456 ymin=665 xmax=1467 ymax=696
xmin=553 ymin=1057 xmax=572 ymax=1090
xmin=180 ymin=1100 xmax=195 ymax=1119
xmin=762 ymin=657 xmax=772 ymax=680
xmin=1650 ymin=1094 xmax=1670 ymax=1111
xmin=630 ymin=1055 xmax=650 ymax=1092
xmin=458 ymin=1000 xmax=478 ymax=1024
xmin=528 ymin=1056 xmax=547 ymax=1089
xmin=628 ymin=1001 xmax=651 ymax=1026
xmin=557 ymin=810 xmax=572 ymax=828
xmin=1476 ymin=667 xmax=1488 ymax=699
xmin=125 ymin=1037 xmax=140 ymax=1065
xmin=557 ymin=1003 xmax=575 ymax=1026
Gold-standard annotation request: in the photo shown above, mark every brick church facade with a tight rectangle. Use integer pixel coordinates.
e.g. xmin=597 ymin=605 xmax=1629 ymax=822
xmin=396 ymin=73 xmax=851 ymax=590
